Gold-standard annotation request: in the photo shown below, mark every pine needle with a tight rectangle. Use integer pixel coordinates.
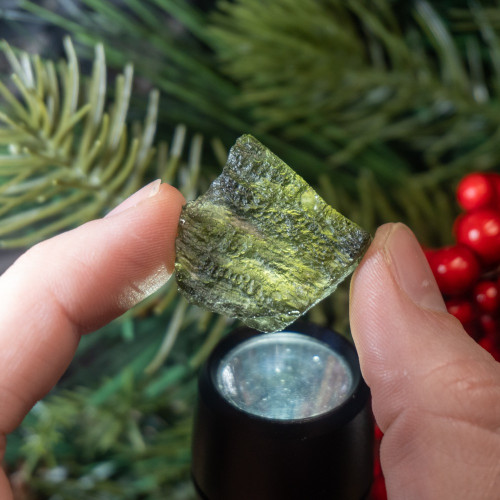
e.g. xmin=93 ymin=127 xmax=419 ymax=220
xmin=0 ymin=38 xmax=164 ymax=247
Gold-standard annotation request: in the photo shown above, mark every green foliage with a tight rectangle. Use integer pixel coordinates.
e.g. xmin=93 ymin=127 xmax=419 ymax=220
xmin=18 ymin=0 xmax=370 ymax=184
xmin=17 ymin=0 xmax=472 ymax=237
xmin=210 ymin=0 xmax=500 ymax=183
xmin=8 ymin=307 xmax=232 ymax=499
xmin=17 ymin=386 xmax=195 ymax=499
xmin=2 ymin=0 xmax=500 ymax=498
xmin=20 ymin=0 xmax=242 ymax=142
xmin=0 ymin=37 xmax=161 ymax=247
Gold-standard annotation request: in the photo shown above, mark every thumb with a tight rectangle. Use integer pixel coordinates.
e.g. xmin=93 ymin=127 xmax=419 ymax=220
xmin=350 ymin=223 xmax=500 ymax=499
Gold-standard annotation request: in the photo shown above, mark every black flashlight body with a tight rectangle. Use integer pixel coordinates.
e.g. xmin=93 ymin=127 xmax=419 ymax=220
xmin=192 ymin=323 xmax=374 ymax=500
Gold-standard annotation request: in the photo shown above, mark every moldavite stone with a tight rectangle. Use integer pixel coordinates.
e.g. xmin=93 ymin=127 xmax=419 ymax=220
xmin=175 ymin=135 xmax=371 ymax=333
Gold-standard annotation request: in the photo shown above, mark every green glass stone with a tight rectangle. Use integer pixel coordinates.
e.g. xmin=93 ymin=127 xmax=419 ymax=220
xmin=175 ymin=135 xmax=371 ymax=332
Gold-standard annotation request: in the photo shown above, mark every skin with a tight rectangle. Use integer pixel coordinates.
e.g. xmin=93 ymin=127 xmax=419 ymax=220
xmin=350 ymin=223 xmax=500 ymax=499
xmin=0 ymin=184 xmax=499 ymax=498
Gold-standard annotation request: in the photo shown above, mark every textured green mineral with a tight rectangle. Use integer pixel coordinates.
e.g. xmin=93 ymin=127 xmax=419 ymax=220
xmin=175 ymin=135 xmax=371 ymax=332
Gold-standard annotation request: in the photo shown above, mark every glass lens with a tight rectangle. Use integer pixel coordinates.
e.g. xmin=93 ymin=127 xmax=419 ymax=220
xmin=216 ymin=332 xmax=352 ymax=420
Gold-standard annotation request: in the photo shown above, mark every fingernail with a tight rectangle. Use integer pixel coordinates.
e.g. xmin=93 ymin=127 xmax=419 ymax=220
xmin=384 ymin=223 xmax=446 ymax=312
xmin=105 ymin=179 xmax=162 ymax=218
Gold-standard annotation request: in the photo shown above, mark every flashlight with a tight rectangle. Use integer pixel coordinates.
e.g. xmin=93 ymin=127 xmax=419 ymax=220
xmin=191 ymin=322 xmax=373 ymax=500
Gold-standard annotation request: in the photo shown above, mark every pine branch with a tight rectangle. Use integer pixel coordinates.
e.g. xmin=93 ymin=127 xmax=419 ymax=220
xmin=20 ymin=0 xmax=241 ymax=137
xmin=17 ymin=0 xmax=500 ymax=191
xmin=0 ymin=35 xmax=212 ymax=250
xmin=18 ymin=0 xmax=360 ymax=185
xmin=210 ymin=0 xmax=500 ymax=183
xmin=0 ymin=37 xmax=162 ymax=247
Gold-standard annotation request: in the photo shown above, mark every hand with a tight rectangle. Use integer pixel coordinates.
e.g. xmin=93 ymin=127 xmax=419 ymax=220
xmin=0 ymin=180 xmax=185 ymax=499
xmin=350 ymin=223 xmax=500 ymax=499
xmin=2 ymin=188 xmax=499 ymax=500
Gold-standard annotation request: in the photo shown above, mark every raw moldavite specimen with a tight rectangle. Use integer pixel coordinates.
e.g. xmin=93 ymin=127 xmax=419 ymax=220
xmin=175 ymin=135 xmax=371 ymax=332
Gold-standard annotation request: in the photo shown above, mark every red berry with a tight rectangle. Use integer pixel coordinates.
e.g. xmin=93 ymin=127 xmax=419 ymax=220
xmin=370 ymin=475 xmax=387 ymax=500
xmin=427 ymin=245 xmax=480 ymax=295
xmin=446 ymin=298 xmax=475 ymax=324
xmin=487 ymin=173 xmax=500 ymax=209
xmin=455 ymin=209 xmax=500 ymax=265
xmin=422 ymin=247 xmax=436 ymax=262
xmin=474 ymin=280 xmax=500 ymax=313
xmin=456 ymin=173 xmax=496 ymax=211
xmin=374 ymin=423 xmax=384 ymax=441
xmin=479 ymin=314 xmax=500 ymax=336
xmin=465 ymin=320 xmax=483 ymax=340
xmin=479 ymin=335 xmax=495 ymax=353
xmin=373 ymin=455 xmax=382 ymax=478
xmin=478 ymin=336 xmax=500 ymax=361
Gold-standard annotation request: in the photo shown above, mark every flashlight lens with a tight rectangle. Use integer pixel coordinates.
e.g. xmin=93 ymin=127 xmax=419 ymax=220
xmin=216 ymin=332 xmax=353 ymax=420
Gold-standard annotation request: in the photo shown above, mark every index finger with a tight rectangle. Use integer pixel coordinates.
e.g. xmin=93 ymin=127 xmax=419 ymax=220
xmin=0 ymin=181 xmax=184 ymax=439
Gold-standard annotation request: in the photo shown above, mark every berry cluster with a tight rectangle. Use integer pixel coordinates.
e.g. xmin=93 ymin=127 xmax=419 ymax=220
xmin=424 ymin=172 xmax=500 ymax=359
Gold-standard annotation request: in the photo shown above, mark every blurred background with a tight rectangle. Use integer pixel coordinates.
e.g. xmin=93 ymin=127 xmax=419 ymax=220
xmin=0 ymin=0 xmax=498 ymax=498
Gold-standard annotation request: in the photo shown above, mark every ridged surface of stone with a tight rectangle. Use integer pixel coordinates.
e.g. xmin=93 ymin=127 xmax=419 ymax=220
xmin=175 ymin=135 xmax=371 ymax=332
